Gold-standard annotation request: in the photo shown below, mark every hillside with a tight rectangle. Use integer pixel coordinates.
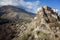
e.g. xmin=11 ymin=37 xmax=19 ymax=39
xmin=0 ymin=5 xmax=35 ymax=20
xmin=12 ymin=6 xmax=60 ymax=40
xmin=0 ymin=5 xmax=35 ymax=40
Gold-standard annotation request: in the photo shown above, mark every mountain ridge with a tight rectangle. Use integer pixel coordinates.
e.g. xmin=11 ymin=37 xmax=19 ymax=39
xmin=0 ymin=5 xmax=36 ymax=20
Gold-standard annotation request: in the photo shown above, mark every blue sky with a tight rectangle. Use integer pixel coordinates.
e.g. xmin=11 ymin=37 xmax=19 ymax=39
xmin=25 ymin=0 xmax=60 ymax=14
xmin=0 ymin=0 xmax=60 ymax=14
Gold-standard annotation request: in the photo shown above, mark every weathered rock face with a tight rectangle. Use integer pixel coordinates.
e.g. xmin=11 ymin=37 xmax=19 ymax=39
xmin=30 ymin=6 xmax=60 ymax=40
xmin=14 ymin=6 xmax=60 ymax=40
xmin=35 ymin=6 xmax=58 ymax=23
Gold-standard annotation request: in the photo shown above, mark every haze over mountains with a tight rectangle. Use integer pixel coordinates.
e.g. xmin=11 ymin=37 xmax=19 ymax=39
xmin=0 ymin=5 xmax=35 ymax=20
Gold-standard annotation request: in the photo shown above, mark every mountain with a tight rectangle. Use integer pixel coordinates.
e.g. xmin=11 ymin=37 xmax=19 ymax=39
xmin=0 ymin=6 xmax=60 ymax=40
xmin=0 ymin=5 xmax=35 ymax=20
xmin=14 ymin=6 xmax=60 ymax=40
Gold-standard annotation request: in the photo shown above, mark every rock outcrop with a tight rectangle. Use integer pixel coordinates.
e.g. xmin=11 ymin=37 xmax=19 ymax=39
xmin=35 ymin=6 xmax=58 ymax=23
xmin=13 ymin=6 xmax=60 ymax=40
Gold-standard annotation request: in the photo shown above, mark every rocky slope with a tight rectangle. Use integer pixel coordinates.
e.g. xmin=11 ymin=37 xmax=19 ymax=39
xmin=0 ymin=5 xmax=35 ymax=40
xmin=0 ymin=5 xmax=35 ymax=20
xmin=12 ymin=6 xmax=60 ymax=40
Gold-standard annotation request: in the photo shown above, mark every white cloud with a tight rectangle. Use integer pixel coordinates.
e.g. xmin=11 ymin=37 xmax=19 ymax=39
xmin=0 ymin=0 xmax=18 ymax=6
xmin=0 ymin=1 xmax=12 ymax=5
xmin=23 ymin=0 xmax=40 ymax=13
xmin=0 ymin=0 xmax=40 ymax=13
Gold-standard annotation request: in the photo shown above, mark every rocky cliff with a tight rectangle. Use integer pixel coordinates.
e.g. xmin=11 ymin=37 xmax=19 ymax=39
xmin=13 ymin=6 xmax=60 ymax=40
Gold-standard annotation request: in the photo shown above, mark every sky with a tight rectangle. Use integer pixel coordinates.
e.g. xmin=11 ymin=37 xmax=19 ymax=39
xmin=0 ymin=0 xmax=60 ymax=14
